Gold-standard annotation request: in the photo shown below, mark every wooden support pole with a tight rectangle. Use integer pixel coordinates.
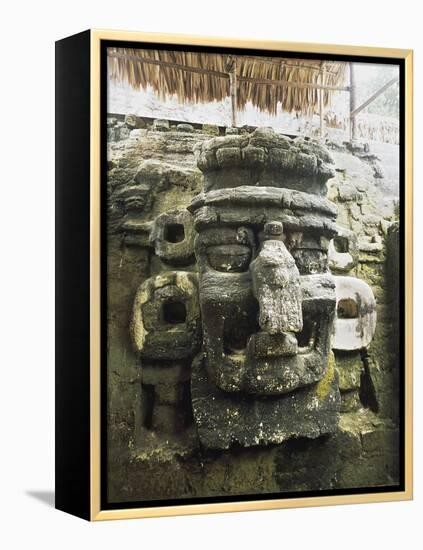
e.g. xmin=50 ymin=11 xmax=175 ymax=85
xmin=349 ymin=62 xmax=358 ymax=141
xmin=229 ymin=66 xmax=237 ymax=127
xmin=319 ymin=88 xmax=324 ymax=138
xmin=319 ymin=70 xmax=325 ymax=139
xmin=225 ymin=55 xmax=238 ymax=127
xmin=350 ymin=77 xmax=399 ymax=118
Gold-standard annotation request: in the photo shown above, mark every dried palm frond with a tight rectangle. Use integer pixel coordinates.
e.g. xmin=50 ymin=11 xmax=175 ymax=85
xmin=108 ymin=48 xmax=347 ymax=116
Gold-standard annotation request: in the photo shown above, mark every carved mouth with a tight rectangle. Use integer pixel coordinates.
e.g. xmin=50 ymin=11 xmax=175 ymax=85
xmin=224 ymin=343 xmax=248 ymax=356
xmin=214 ymin=317 xmax=327 ymax=395
xmin=245 ymin=347 xmax=327 ymax=395
xmin=296 ymin=319 xmax=317 ymax=354
xmin=222 ymin=300 xmax=260 ymax=357
xmin=222 ymin=322 xmax=318 ymax=359
xmin=223 ymin=319 xmax=258 ymax=357
xmin=220 ymin=289 xmax=320 ymax=361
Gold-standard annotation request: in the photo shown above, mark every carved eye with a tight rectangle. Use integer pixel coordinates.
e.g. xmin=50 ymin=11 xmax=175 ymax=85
xmin=206 ymin=244 xmax=251 ymax=272
xmin=291 ymin=248 xmax=327 ymax=275
xmin=164 ymin=222 xmax=185 ymax=243
xmin=333 ymin=236 xmax=349 ymax=253
xmin=337 ymin=298 xmax=359 ymax=319
xmin=161 ymin=300 xmax=187 ymax=324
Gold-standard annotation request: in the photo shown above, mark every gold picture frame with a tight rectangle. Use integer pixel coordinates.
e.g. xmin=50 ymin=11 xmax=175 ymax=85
xmin=55 ymin=29 xmax=413 ymax=521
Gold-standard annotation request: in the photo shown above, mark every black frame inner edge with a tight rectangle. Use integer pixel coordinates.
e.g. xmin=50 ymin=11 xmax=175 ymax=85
xmin=99 ymin=39 xmax=406 ymax=511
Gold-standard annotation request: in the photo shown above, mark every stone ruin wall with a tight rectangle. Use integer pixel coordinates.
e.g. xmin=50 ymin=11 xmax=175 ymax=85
xmin=106 ymin=115 xmax=401 ymax=503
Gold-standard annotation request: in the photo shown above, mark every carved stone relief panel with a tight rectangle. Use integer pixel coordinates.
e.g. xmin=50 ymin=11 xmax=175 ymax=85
xmin=124 ymin=127 xmax=378 ymax=451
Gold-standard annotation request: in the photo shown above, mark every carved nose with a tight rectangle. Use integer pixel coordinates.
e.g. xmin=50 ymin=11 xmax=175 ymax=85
xmin=250 ymin=223 xmax=303 ymax=335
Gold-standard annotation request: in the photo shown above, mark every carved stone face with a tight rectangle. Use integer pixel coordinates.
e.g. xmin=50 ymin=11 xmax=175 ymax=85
xmin=129 ymin=127 xmax=347 ymax=448
xmin=187 ymin=128 xmax=342 ymax=449
xmin=191 ymin=200 xmax=337 ymax=397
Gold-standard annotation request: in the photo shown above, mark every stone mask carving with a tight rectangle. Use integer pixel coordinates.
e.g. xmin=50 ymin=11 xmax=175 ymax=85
xmin=187 ymin=128 xmax=341 ymax=448
xmin=129 ymin=127 xmax=378 ymax=451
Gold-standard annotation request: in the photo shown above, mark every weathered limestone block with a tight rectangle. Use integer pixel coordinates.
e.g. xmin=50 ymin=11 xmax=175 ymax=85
xmin=190 ymin=186 xmax=338 ymax=217
xmin=131 ymin=271 xmax=201 ymax=360
xmin=191 ymin=352 xmax=340 ymax=450
xmin=108 ymin=122 xmax=131 ymax=142
xmin=202 ymin=123 xmax=219 ymax=135
xmin=151 ymin=403 xmax=187 ymax=433
xmin=334 ymin=350 xmax=364 ymax=412
xmin=114 ymin=159 xmax=202 ymax=216
xmin=134 ymin=159 xmax=202 ymax=193
xmin=239 ymin=124 xmax=256 ymax=134
xmin=333 ymin=276 xmax=377 ymax=351
xmin=131 ymin=272 xmax=201 ymax=435
xmin=363 ymin=213 xmax=381 ymax=227
xmin=154 ymin=382 xmax=186 ymax=405
xmin=372 ymin=160 xmax=385 ymax=179
xmin=153 ymin=119 xmax=170 ymax=131
xmin=141 ymin=362 xmax=190 ymax=386
xmin=176 ymin=123 xmax=194 ymax=133
xmin=335 ymin=351 xmax=363 ymax=391
xmin=120 ymin=125 xmax=131 ymax=140
xmin=194 ymin=127 xmax=336 ymax=193
xmin=242 ymin=145 xmax=267 ymax=167
xmin=358 ymin=236 xmax=385 ymax=264
xmin=334 ymin=409 xmax=399 ymax=488
xmin=328 ymin=226 xmax=359 ymax=273
xmin=107 ymin=127 xmax=116 ymax=142
xmin=149 ymin=209 xmax=195 ymax=265
xmin=120 ymin=220 xmax=153 ymax=248
xmin=225 ymin=127 xmax=239 ymax=135
xmin=295 ymin=138 xmax=335 ymax=165
xmin=338 ymin=183 xmax=360 ymax=202
xmin=248 ymin=128 xmax=291 ymax=149
xmin=361 ymin=354 xmax=399 ymax=420
xmin=141 ymin=365 xmax=191 ymax=435
xmin=290 ymin=235 xmax=329 ymax=275
xmin=348 ymin=140 xmax=369 ymax=154
xmin=268 ymin=147 xmax=296 ymax=170
xmin=134 ymin=163 xmax=200 ymax=214
xmin=340 ymin=390 xmax=362 ymax=412
xmin=188 ymin=186 xmax=338 ymax=245
xmin=115 ymin=183 xmax=154 ymax=212
xmin=129 ymin=128 xmax=146 ymax=140
xmin=359 ymin=235 xmax=384 ymax=252
xmin=125 ymin=114 xmax=145 ymax=129
xmin=216 ymin=146 xmax=242 ymax=167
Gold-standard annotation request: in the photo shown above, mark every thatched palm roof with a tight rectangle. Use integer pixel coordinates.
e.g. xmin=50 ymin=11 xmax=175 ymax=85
xmin=108 ymin=47 xmax=348 ymax=116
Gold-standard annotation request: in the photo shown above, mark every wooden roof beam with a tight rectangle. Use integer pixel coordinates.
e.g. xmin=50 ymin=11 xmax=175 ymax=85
xmin=237 ymin=55 xmax=340 ymax=74
xmin=350 ymin=76 xmax=399 ymax=118
xmin=238 ymin=75 xmax=350 ymax=92
xmin=108 ymin=52 xmax=230 ymax=79
xmin=108 ymin=52 xmax=350 ymax=92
